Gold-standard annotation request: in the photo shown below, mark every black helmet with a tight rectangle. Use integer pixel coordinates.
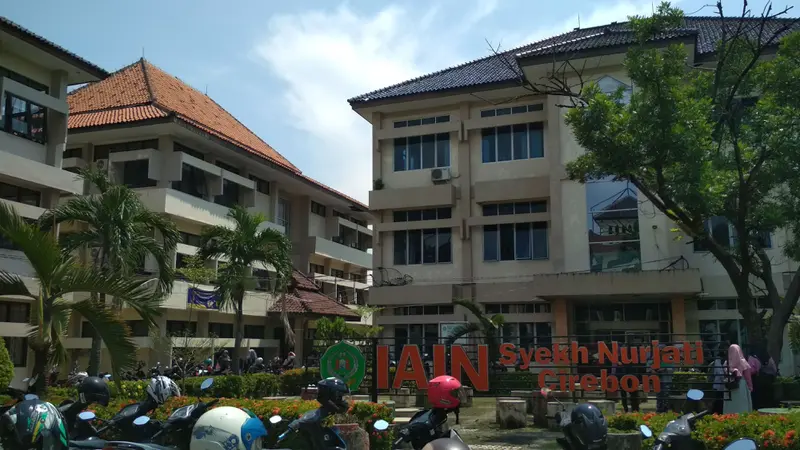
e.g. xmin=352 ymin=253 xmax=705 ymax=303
xmin=569 ymin=403 xmax=608 ymax=449
xmin=2 ymin=399 xmax=68 ymax=450
xmin=316 ymin=377 xmax=350 ymax=413
xmin=422 ymin=438 xmax=471 ymax=450
xmin=77 ymin=376 xmax=110 ymax=407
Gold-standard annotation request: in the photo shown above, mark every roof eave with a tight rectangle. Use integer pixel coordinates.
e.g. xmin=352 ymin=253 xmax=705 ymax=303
xmin=348 ymin=79 xmax=520 ymax=110
xmin=0 ymin=19 xmax=109 ymax=81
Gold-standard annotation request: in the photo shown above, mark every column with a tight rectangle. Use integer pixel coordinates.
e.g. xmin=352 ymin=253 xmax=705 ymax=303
xmin=156 ymin=135 xmax=174 ymax=189
xmin=671 ymin=297 xmax=687 ymax=341
xmin=45 ymin=70 xmax=68 ymax=169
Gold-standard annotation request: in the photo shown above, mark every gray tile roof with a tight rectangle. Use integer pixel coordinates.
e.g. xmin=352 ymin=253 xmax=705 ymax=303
xmin=348 ymin=17 xmax=799 ymax=106
xmin=0 ymin=16 xmax=109 ymax=80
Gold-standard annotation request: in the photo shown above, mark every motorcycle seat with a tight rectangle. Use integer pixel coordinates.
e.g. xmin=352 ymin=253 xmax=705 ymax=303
xmin=69 ymin=439 xmax=107 ymax=449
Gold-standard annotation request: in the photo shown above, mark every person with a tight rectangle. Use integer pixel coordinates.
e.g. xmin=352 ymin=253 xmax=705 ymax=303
xmin=317 ymin=377 xmax=351 ymax=413
xmin=282 ymin=351 xmax=296 ymax=370
xmin=648 ymin=343 xmax=675 ymax=413
xmin=248 ymin=357 xmax=265 ymax=373
xmin=749 ymin=345 xmax=778 ymax=409
xmin=723 ymin=344 xmax=753 ymax=414
xmin=710 ymin=351 xmax=727 ymax=414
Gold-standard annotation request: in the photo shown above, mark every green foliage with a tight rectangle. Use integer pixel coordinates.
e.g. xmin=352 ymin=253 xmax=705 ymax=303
xmin=280 ymin=368 xmax=321 ymax=395
xmin=0 ymin=338 xmax=13 ymax=389
xmin=176 ymin=254 xmax=216 ymax=286
xmin=671 ymin=371 xmax=708 ymax=393
xmin=563 ymin=3 xmax=800 ymax=359
xmin=789 ymin=306 xmax=800 ymax=353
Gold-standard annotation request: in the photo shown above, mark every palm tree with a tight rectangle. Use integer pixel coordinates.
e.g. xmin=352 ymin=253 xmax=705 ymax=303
xmin=445 ymin=299 xmax=505 ymax=371
xmin=197 ymin=205 xmax=293 ymax=374
xmin=0 ymin=202 xmax=160 ymax=393
xmin=39 ymin=168 xmax=179 ymax=375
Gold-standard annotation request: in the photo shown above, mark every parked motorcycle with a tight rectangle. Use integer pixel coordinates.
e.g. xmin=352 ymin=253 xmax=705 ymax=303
xmin=541 ymin=387 xmax=608 ymax=450
xmin=269 ymin=408 xmax=345 ymax=449
xmin=391 ymin=408 xmax=462 ymax=449
xmin=648 ymin=389 xmax=708 ymax=450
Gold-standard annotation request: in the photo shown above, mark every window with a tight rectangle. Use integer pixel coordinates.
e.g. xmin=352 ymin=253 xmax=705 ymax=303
xmin=2 ymin=93 xmax=46 ymax=143
xmin=277 ymin=198 xmax=290 ymax=236
xmin=0 ymin=66 xmax=48 ymax=93
xmin=501 ymin=322 xmax=553 ymax=347
xmin=174 ymin=142 xmax=205 ymax=160
xmin=64 ymin=148 xmax=83 ymax=159
xmin=215 ymin=160 xmax=240 ymax=175
xmin=249 ymin=175 xmax=270 ymax=195
xmin=394 ymin=115 xmax=450 ymax=128
xmin=122 ymin=160 xmax=157 ymax=188
xmin=394 ymin=324 xmax=440 ymax=357
xmin=699 ymin=319 xmax=745 ymax=360
xmin=214 ymin=179 xmax=240 ymax=207
xmin=393 ymin=208 xmax=452 ymax=265
xmin=180 ymin=232 xmax=203 ymax=247
xmin=596 ymin=76 xmax=632 ymax=105
xmin=697 ymin=298 xmax=738 ymax=311
xmin=331 ymin=269 xmax=345 ymax=278
xmin=208 ymin=322 xmax=234 ymax=338
xmin=482 ymin=202 xmax=548 ymax=261
xmin=0 ymin=182 xmax=41 ymax=206
xmin=485 ymin=303 xmax=551 ymax=314
xmin=394 ymin=133 xmax=450 ymax=171
xmin=93 ymin=140 xmax=158 ymax=160
xmin=167 ymin=321 xmax=197 ymax=335
xmin=311 ymin=201 xmax=327 ymax=216
xmin=394 ymin=304 xmax=454 ymax=315
xmin=3 ymin=337 xmax=27 ymax=367
xmin=244 ymin=325 xmax=265 ymax=339
xmin=587 ymin=177 xmax=641 ymax=272
xmin=172 ymin=163 xmax=207 ymax=199
xmin=349 ymin=273 xmax=365 ymax=283
xmin=310 ymin=263 xmax=325 ymax=275
xmin=352 ymin=218 xmax=367 ymax=227
xmin=0 ymin=301 xmax=29 ymax=323
xmin=482 ymin=201 xmax=547 ymax=216
xmin=252 ymin=268 xmax=272 ymax=291
xmin=480 ymin=104 xmax=543 ymax=118
xmin=126 ymin=320 xmax=149 ymax=337
xmin=481 ymin=123 xmax=543 ymax=163
xmin=693 ymin=216 xmax=772 ymax=251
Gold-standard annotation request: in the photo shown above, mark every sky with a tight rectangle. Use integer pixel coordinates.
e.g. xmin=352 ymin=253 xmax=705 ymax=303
xmin=4 ymin=0 xmax=798 ymax=204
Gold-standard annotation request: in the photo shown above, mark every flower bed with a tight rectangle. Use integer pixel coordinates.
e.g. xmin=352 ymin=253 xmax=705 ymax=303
xmin=608 ymin=411 xmax=800 ymax=450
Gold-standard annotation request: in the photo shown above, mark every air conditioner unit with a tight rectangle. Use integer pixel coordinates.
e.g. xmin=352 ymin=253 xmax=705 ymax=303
xmin=95 ymin=159 xmax=109 ymax=172
xmin=431 ymin=168 xmax=451 ymax=183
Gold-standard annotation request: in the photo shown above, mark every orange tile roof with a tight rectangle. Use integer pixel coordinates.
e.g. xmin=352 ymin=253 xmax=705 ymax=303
xmin=268 ymin=270 xmax=361 ymax=318
xmin=68 ymin=59 xmax=298 ymax=172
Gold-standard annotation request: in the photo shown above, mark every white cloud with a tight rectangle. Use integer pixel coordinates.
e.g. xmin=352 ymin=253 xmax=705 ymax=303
xmin=517 ymin=0 xmax=681 ymax=48
xmin=252 ymin=2 xmax=498 ymax=203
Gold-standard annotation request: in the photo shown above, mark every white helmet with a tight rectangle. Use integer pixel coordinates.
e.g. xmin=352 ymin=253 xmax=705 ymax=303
xmin=190 ymin=406 xmax=266 ymax=450
xmin=146 ymin=375 xmax=180 ymax=404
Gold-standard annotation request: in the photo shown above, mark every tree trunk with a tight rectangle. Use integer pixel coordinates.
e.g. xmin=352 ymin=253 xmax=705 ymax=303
xmin=234 ymin=293 xmax=244 ymax=375
xmin=32 ymin=348 xmax=48 ymax=395
xmin=87 ymin=293 xmax=104 ymax=376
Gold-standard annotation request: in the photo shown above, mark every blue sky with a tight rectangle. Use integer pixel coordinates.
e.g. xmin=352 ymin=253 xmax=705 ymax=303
xmin=4 ymin=0 xmax=797 ymax=203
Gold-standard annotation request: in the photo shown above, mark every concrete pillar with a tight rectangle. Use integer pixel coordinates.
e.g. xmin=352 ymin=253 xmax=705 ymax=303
xmin=671 ymin=297 xmax=687 ymax=340
xmin=268 ymin=182 xmax=279 ymax=222
xmin=45 ymin=70 xmax=68 ymax=169
xmin=156 ymin=135 xmax=174 ymax=188
xmin=457 ymin=103 xmax=473 ymax=282
xmin=552 ymin=298 xmax=569 ymax=342
xmin=547 ymin=95 xmax=565 ymax=272
xmin=294 ymin=319 xmax=307 ymax=365
xmin=195 ymin=311 xmax=210 ymax=337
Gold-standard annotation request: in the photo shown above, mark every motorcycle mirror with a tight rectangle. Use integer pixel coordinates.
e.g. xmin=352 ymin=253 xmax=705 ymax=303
xmin=78 ymin=411 xmax=96 ymax=421
xmin=373 ymin=420 xmax=389 ymax=431
xmin=686 ymin=389 xmax=704 ymax=401
xmin=269 ymin=415 xmax=282 ymax=424
xmin=22 ymin=378 xmax=29 ymax=383
xmin=200 ymin=378 xmax=214 ymax=390
xmin=639 ymin=425 xmax=653 ymax=438
xmin=23 ymin=394 xmax=38 ymax=401
xmin=133 ymin=416 xmax=150 ymax=426
xmin=723 ymin=439 xmax=757 ymax=450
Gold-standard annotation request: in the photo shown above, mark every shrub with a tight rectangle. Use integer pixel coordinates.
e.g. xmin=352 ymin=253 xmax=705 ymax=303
xmin=671 ymin=371 xmax=708 ymax=394
xmin=0 ymin=339 xmax=13 ymax=389
xmin=280 ymin=368 xmax=320 ymax=396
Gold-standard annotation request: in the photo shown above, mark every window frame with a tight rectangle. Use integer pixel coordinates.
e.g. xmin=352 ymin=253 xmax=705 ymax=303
xmin=481 ymin=122 xmax=544 ymax=164
xmin=311 ymin=201 xmax=327 ymax=217
xmin=393 ymin=133 xmax=451 ymax=172
xmin=2 ymin=93 xmax=47 ymax=144
xmin=693 ymin=216 xmax=772 ymax=252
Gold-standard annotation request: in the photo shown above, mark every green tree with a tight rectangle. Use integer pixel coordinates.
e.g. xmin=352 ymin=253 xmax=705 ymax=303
xmin=0 ymin=202 xmax=159 ymax=393
xmin=0 ymin=338 xmax=14 ymax=389
xmin=39 ymin=168 xmax=179 ymax=375
xmin=197 ymin=205 xmax=293 ymax=374
xmin=444 ymin=299 xmax=505 ymax=365
xmin=562 ymin=3 xmax=800 ymax=360
xmin=789 ymin=305 xmax=800 ymax=354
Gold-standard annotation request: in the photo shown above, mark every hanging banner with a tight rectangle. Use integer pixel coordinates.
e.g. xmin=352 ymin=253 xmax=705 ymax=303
xmin=187 ymin=287 xmax=219 ymax=310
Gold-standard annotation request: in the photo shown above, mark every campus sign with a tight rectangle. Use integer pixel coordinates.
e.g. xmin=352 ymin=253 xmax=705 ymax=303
xmin=320 ymin=341 xmax=366 ymax=390
xmin=375 ymin=341 xmax=704 ymax=393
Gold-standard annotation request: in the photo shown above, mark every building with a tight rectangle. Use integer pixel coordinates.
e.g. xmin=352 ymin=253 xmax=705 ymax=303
xmin=62 ymin=58 xmax=372 ymax=371
xmin=350 ymin=17 xmax=800 ymax=373
xmin=0 ymin=16 xmax=108 ymax=384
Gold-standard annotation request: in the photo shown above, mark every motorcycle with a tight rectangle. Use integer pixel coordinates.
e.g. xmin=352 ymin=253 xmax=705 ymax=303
xmin=541 ymin=387 xmax=607 ymax=450
xmin=648 ymin=389 xmax=708 ymax=450
xmin=269 ymin=408 xmax=345 ymax=449
xmin=70 ymin=382 xmax=169 ymax=441
xmin=0 ymin=376 xmax=39 ymax=416
xmin=390 ymin=408 xmax=463 ymax=449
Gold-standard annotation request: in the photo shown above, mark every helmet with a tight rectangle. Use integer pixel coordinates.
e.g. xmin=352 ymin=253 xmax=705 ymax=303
xmin=77 ymin=376 xmax=110 ymax=407
xmin=316 ymin=377 xmax=350 ymax=413
xmin=190 ymin=406 xmax=266 ymax=450
xmin=421 ymin=438 xmax=471 ymax=450
xmin=287 ymin=352 xmax=295 ymax=358
xmin=147 ymin=375 xmax=180 ymax=404
xmin=68 ymin=371 xmax=88 ymax=386
xmin=255 ymin=357 xmax=263 ymax=364
xmin=569 ymin=403 xmax=608 ymax=449
xmin=1 ymin=399 xmax=68 ymax=450
xmin=427 ymin=376 xmax=463 ymax=410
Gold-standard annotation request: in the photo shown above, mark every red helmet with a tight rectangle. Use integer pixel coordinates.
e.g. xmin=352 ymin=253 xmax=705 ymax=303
xmin=427 ymin=375 xmax=463 ymax=409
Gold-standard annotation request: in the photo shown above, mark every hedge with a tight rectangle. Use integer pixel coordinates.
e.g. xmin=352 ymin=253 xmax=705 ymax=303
xmin=774 ymin=376 xmax=800 ymax=401
xmin=609 ymin=411 xmax=800 ymax=450
xmin=87 ymin=395 xmax=394 ymax=450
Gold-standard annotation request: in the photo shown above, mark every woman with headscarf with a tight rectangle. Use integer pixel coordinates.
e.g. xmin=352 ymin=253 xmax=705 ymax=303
xmin=723 ymin=344 xmax=754 ymax=414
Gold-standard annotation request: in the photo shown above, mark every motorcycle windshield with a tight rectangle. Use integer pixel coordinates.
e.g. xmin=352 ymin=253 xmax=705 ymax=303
xmin=167 ymin=405 xmax=194 ymax=422
xmin=297 ymin=409 xmax=323 ymax=425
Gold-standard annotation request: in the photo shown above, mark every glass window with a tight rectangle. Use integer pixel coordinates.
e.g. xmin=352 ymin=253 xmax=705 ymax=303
xmin=499 ymin=224 xmax=515 ymax=261
xmin=515 ymin=223 xmax=532 ymax=259
xmin=393 ymin=231 xmax=407 ymax=265
xmin=529 ymin=123 xmax=544 ymax=158
xmin=408 ymin=230 xmax=422 ymax=264
xmin=407 ymin=136 xmax=421 ymax=170
xmin=484 ymin=222 xmax=548 ymax=261
xmin=436 ymin=133 xmax=450 ymax=167
xmin=122 ymin=160 xmax=157 ymax=188
xmin=438 ymin=228 xmax=452 ymax=263
xmin=496 ymin=126 xmax=512 ymax=161
xmin=423 ymin=229 xmax=437 ymax=264
xmin=481 ymin=128 xmax=496 ymax=163
xmin=587 ymin=177 xmax=641 ymax=272
xmin=4 ymin=337 xmax=27 ymax=367
xmin=483 ymin=225 xmax=498 ymax=261
xmin=512 ymin=124 xmax=528 ymax=160
xmin=393 ymin=138 xmax=407 ymax=171
xmin=2 ymin=93 xmax=47 ymax=143
xmin=421 ymin=135 xmax=436 ymax=169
